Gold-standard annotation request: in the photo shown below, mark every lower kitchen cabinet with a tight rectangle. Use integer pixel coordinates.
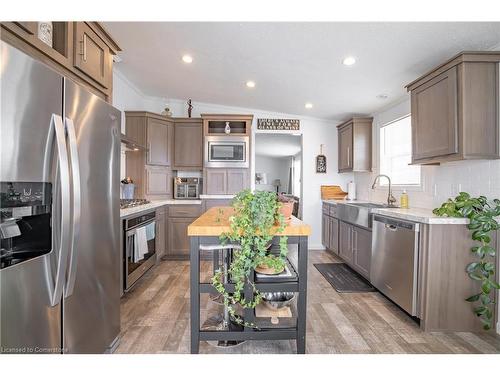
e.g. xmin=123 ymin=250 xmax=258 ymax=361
xmin=155 ymin=207 xmax=167 ymax=261
xmin=321 ymin=206 xmax=339 ymax=254
xmin=322 ymin=213 xmax=330 ymax=249
xmin=351 ymin=225 xmax=371 ymax=278
xmin=165 ymin=204 xmax=202 ymax=260
xmin=337 ymin=221 xmax=372 ymax=279
xmin=339 ymin=221 xmax=353 ymax=263
xmin=329 ymin=217 xmax=339 ymax=254
xmin=166 ymin=217 xmax=192 ymax=259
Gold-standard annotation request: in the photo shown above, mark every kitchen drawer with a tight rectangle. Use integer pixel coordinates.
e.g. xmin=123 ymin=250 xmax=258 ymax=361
xmin=322 ymin=204 xmax=330 ymax=215
xmin=168 ymin=205 xmax=202 ymax=218
xmin=329 ymin=205 xmax=338 ymax=217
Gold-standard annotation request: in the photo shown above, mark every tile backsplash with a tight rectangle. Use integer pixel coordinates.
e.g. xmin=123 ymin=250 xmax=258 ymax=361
xmin=354 ymin=159 xmax=500 ymax=209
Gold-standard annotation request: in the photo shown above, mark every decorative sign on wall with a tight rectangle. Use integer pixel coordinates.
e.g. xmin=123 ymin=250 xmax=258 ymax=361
xmin=316 ymin=144 xmax=327 ymax=173
xmin=257 ymin=118 xmax=300 ymax=131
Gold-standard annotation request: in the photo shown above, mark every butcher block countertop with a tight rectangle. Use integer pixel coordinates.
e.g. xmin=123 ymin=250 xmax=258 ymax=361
xmin=187 ymin=207 xmax=311 ymax=237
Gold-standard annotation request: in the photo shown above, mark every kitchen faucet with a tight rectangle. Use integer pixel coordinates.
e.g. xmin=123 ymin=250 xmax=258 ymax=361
xmin=371 ymin=174 xmax=398 ymax=207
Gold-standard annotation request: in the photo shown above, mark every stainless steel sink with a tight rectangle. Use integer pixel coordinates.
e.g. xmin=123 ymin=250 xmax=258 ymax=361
xmin=336 ymin=202 xmax=397 ymax=229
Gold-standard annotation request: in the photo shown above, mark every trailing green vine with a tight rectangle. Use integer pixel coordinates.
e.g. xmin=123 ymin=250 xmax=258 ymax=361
xmin=433 ymin=192 xmax=500 ymax=330
xmin=211 ymin=190 xmax=288 ymax=327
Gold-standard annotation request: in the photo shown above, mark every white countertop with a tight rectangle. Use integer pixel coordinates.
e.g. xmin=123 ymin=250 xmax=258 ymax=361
xmin=200 ymin=194 xmax=235 ymax=199
xmin=322 ymin=199 xmax=469 ymax=225
xmin=370 ymin=207 xmax=469 ymax=224
xmin=120 ymin=199 xmax=202 ymax=219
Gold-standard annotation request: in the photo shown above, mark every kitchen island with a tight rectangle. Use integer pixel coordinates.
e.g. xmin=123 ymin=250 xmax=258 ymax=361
xmin=187 ymin=207 xmax=311 ymax=354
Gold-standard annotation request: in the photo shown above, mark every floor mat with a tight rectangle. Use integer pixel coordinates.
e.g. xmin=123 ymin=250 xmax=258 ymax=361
xmin=313 ymin=263 xmax=376 ymax=293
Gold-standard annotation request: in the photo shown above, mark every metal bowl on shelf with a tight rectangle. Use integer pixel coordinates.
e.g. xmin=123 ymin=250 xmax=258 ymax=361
xmin=261 ymin=292 xmax=296 ymax=310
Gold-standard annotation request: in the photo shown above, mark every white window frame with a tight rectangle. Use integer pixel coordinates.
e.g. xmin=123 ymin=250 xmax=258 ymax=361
xmin=374 ymin=114 xmax=424 ymax=192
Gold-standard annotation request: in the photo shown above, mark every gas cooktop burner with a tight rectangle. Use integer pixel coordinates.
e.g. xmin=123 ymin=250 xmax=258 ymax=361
xmin=120 ymin=199 xmax=151 ymax=209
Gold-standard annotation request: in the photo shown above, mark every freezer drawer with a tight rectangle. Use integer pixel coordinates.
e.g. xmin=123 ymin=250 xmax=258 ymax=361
xmin=371 ymin=215 xmax=420 ymax=316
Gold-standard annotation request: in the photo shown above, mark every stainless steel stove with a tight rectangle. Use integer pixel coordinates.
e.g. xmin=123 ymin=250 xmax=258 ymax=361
xmin=120 ymin=199 xmax=151 ymax=209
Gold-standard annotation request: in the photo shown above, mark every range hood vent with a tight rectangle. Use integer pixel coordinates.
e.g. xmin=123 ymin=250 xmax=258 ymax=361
xmin=120 ymin=134 xmax=147 ymax=152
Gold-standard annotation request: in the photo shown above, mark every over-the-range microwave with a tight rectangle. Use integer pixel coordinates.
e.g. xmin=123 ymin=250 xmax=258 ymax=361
xmin=204 ymin=136 xmax=249 ymax=168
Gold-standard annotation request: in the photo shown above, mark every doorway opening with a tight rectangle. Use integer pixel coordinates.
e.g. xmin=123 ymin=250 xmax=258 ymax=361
xmin=254 ymin=133 xmax=303 ymax=219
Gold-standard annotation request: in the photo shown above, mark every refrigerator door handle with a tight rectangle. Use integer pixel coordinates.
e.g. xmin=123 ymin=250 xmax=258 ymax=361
xmin=46 ymin=114 xmax=72 ymax=307
xmin=64 ymin=117 xmax=81 ymax=298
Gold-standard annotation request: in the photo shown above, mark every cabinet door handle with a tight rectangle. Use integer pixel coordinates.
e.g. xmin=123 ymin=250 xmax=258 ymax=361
xmin=347 ymin=147 xmax=350 ymax=167
xmin=79 ymin=34 xmax=87 ymax=62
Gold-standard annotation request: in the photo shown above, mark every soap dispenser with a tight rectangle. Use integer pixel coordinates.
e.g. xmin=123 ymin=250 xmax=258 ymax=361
xmin=400 ymin=190 xmax=409 ymax=208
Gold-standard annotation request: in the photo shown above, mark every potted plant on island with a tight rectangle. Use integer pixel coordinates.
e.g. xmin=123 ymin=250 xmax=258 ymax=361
xmin=211 ymin=190 xmax=289 ymax=326
xmin=277 ymin=194 xmax=295 ymax=223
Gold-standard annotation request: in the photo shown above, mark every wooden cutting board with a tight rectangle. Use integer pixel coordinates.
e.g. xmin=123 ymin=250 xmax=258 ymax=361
xmin=321 ymin=185 xmax=348 ymax=200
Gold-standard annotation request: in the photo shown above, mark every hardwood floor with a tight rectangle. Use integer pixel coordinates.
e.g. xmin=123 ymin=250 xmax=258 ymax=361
xmin=116 ymin=250 xmax=500 ymax=354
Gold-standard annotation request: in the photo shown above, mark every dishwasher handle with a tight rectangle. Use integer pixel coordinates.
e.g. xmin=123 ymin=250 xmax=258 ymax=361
xmin=373 ymin=214 xmax=419 ymax=232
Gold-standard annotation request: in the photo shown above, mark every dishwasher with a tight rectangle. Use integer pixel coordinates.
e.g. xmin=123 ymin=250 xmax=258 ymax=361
xmin=371 ymin=215 xmax=420 ymax=316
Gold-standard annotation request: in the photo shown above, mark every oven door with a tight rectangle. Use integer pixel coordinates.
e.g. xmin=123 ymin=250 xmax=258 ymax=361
xmin=124 ymin=220 xmax=157 ymax=290
xmin=205 ymin=136 xmax=249 ymax=168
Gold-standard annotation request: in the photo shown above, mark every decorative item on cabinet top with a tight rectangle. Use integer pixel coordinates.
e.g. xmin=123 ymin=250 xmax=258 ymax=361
xmin=37 ymin=22 xmax=53 ymax=47
xmin=257 ymin=118 xmax=300 ymax=131
xmin=161 ymin=106 xmax=172 ymax=117
xmin=187 ymin=99 xmax=193 ymax=118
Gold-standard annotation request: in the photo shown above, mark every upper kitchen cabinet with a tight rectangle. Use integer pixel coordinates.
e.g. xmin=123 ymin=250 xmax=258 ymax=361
xmin=173 ymin=118 xmax=203 ymax=170
xmin=202 ymin=114 xmax=253 ymax=136
xmin=125 ymin=111 xmax=174 ymax=166
xmin=406 ymin=52 xmax=500 ymax=164
xmin=146 ymin=115 xmax=173 ymax=167
xmin=72 ymin=22 xmax=113 ymax=90
xmin=0 ymin=22 xmax=120 ymax=102
xmin=337 ymin=117 xmax=373 ymax=173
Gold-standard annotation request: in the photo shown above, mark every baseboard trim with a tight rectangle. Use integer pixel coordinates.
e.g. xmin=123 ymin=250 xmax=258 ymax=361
xmin=308 ymin=244 xmax=326 ymax=250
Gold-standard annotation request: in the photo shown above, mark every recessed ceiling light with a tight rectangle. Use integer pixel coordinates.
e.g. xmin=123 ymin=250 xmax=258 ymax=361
xmin=246 ymin=81 xmax=255 ymax=88
xmin=305 ymin=103 xmax=313 ymax=109
xmin=182 ymin=55 xmax=193 ymax=64
xmin=376 ymin=94 xmax=389 ymax=99
xmin=342 ymin=56 xmax=356 ymax=66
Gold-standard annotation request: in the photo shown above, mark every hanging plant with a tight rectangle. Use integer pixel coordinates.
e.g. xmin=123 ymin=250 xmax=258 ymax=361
xmin=211 ymin=190 xmax=288 ymax=327
xmin=433 ymin=192 xmax=500 ymax=330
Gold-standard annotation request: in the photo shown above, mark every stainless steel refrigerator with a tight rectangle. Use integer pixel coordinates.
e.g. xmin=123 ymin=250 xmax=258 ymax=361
xmin=0 ymin=41 xmax=121 ymax=353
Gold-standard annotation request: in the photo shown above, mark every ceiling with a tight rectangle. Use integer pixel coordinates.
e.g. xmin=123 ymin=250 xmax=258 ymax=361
xmin=255 ymin=133 xmax=301 ymax=157
xmin=104 ymin=22 xmax=500 ymax=120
